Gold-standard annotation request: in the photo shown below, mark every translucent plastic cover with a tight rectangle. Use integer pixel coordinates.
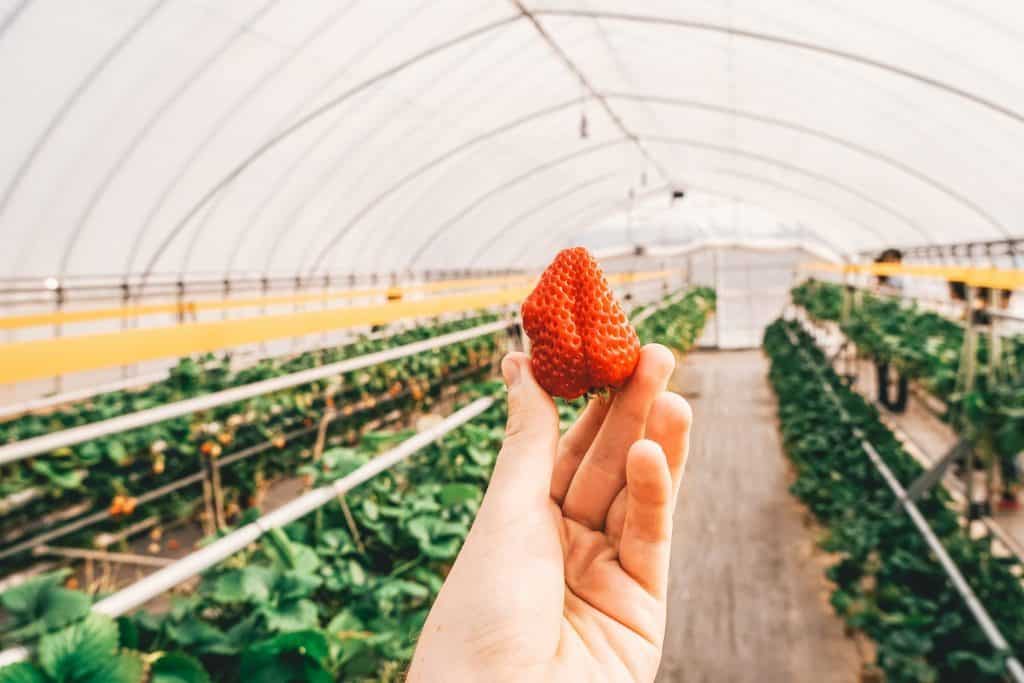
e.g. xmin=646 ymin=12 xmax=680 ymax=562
xmin=1 ymin=1 xmax=1021 ymax=279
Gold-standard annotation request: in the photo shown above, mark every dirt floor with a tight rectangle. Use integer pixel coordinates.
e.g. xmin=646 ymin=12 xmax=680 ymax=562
xmin=656 ymin=350 xmax=865 ymax=683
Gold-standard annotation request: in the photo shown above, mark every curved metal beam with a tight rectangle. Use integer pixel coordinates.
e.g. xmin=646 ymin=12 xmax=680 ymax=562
xmin=258 ymin=25 xmax=555 ymax=277
xmin=641 ymin=134 xmax=934 ymax=243
xmin=228 ymin=8 xmax=523 ymax=278
xmin=402 ymin=131 xmax=928 ymax=272
xmin=465 ymin=172 xmax=621 ymax=265
xmin=531 ymin=8 xmax=1024 ymax=126
xmin=123 ymin=1 xmax=359 ymax=276
xmin=0 ymin=0 xmax=167 ymax=223
xmin=188 ymin=1 xmax=447 ymax=279
xmin=58 ymin=0 xmax=281 ymax=278
xmin=134 ymin=15 xmax=521 ymax=290
xmin=403 ymin=146 xmax=634 ymax=269
xmin=603 ymin=92 xmax=1009 ymax=237
xmin=708 ymin=168 xmax=889 ymax=245
xmin=511 ymin=178 xmax=863 ymax=267
xmin=302 ymin=98 xmax=597 ymax=276
xmin=0 ymin=0 xmax=31 ymax=41
xmin=512 ymin=0 xmax=672 ymax=186
xmin=509 ymin=186 xmax=672 ymax=264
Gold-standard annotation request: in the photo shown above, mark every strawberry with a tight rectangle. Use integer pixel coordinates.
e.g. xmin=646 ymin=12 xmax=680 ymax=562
xmin=521 ymin=247 xmax=640 ymax=399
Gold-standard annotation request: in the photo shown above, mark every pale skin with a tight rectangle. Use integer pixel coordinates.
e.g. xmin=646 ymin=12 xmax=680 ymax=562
xmin=408 ymin=344 xmax=692 ymax=682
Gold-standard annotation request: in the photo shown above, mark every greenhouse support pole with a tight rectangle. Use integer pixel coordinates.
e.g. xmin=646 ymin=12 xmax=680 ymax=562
xmin=0 ymin=397 xmax=495 ymax=668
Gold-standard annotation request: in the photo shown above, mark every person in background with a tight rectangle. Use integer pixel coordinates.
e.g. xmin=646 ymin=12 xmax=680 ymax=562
xmin=872 ymin=249 xmax=908 ymax=412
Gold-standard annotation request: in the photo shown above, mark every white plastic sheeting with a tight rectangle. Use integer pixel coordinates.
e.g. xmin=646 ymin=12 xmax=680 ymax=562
xmin=1 ymin=1 xmax=1022 ymax=279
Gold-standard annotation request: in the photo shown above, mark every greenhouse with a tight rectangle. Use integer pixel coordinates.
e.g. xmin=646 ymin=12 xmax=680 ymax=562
xmin=1 ymin=2 xmax=1024 ymax=681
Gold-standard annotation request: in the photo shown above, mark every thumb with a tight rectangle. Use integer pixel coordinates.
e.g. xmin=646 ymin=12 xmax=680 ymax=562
xmin=486 ymin=352 xmax=560 ymax=508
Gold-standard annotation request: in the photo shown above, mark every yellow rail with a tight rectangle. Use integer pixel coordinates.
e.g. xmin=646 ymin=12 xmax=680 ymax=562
xmin=0 ymin=270 xmax=671 ymax=383
xmin=801 ymin=262 xmax=1024 ymax=290
xmin=0 ymin=274 xmax=537 ymax=331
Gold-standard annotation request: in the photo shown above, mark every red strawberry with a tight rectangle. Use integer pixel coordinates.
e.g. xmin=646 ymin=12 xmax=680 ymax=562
xmin=521 ymin=247 xmax=640 ymax=399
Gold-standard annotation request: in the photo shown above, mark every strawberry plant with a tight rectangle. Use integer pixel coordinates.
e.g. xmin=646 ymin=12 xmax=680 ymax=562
xmin=633 ymin=287 xmax=715 ymax=353
xmin=765 ymin=319 xmax=1024 ymax=682
xmin=790 ymin=279 xmax=1024 ymax=488
xmin=0 ymin=314 xmax=503 ymax=569
xmin=0 ymin=288 xmax=716 ymax=682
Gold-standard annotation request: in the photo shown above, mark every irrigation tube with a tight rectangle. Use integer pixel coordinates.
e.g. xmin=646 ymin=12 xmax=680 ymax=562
xmin=0 ymin=396 xmax=495 ymax=668
xmin=782 ymin=324 xmax=1024 ymax=682
xmin=0 ymin=320 xmax=514 ymax=466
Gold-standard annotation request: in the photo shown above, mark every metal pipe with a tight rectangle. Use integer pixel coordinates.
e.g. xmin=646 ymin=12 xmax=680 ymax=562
xmin=0 ymin=320 xmax=514 ymax=466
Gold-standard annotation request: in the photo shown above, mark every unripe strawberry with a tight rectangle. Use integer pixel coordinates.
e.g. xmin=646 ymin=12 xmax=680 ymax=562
xmin=521 ymin=247 xmax=640 ymax=399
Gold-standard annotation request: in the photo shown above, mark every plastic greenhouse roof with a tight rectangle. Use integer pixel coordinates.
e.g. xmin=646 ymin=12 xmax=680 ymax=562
xmin=1 ymin=1 xmax=1022 ymax=280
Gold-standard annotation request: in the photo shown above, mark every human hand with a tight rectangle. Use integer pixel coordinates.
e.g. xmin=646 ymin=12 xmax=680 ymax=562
xmin=408 ymin=345 xmax=692 ymax=682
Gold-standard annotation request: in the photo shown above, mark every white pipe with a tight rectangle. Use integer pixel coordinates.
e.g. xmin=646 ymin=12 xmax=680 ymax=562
xmin=0 ymin=397 xmax=494 ymax=667
xmin=0 ymin=321 xmax=513 ymax=466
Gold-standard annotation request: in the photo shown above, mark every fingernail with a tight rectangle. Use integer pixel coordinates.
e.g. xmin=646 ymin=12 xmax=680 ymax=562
xmin=501 ymin=355 xmax=521 ymax=387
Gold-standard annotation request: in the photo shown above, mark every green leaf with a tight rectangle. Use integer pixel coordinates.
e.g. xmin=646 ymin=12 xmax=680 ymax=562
xmin=150 ymin=652 xmax=211 ymax=683
xmin=28 ymin=461 xmax=84 ymax=491
xmin=209 ymin=567 xmax=274 ymax=605
xmin=0 ymin=663 xmax=47 ymax=683
xmin=37 ymin=614 xmax=119 ymax=682
xmin=105 ymin=440 xmax=130 ymax=466
xmin=78 ymin=652 xmax=144 ymax=683
xmin=239 ymin=631 xmax=331 ymax=683
xmin=164 ymin=615 xmax=231 ymax=655
xmin=438 ymin=483 xmax=481 ymax=507
xmin=262 ymin=599 xmax=319 ymax=633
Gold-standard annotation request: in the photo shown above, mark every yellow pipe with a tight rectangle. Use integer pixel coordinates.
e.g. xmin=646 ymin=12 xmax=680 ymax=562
xmin=800 ymin=262 xmax=1024 ymax=290
xmin=0 ymin=269 xmax=673 ymax=383
xmin=0 ymin=274 xmax=537 ymax=331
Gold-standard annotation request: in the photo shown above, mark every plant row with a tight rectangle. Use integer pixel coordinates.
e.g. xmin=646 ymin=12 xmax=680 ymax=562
xmin=0 ymin=314 xmax=503 ymax=563
xmin=0 ymin=288 xmax=716 ymax=683
xmin=633 ymin=286 xmax=716 ymax=352
xmin=791 ymin=279 xmax=1024 ymax=482
xmin=764 ymin=318 xmax=1024 ymax=682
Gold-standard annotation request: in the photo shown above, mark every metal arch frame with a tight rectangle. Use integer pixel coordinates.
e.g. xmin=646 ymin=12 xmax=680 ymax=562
xmin=402 ymin=132 xmax=927 ymax=273
xmin=226 ymin=13 xmax=541 ymax=279
xmin=511 ymin=0 xmax=673 ymax=187
xmin=529 ymin=8 xmax=1024 ymax=126
xmin=0 ymin=0 xmax=168 ymax=223
xmin=512 ymin=178 xmax=858 ymax=266
xmin=57 ymin=0 xmax=283 ymax=279
xmin=641 ymin=134 xmax=934 ymax=243
xmin=350 ymin=139 xmax=632 ymax=274
xmin=187 ymin=0 xmax=448 ymax=279
xmin=602 ymin=92 xmax=1010 ymax=238
xmin=186 ymin=0 xmax=435 ymax=278
xmin=258 ymin=25 xmax=570 ymax=279
xmin=708 ymin=168 xmax=891 ymax=246
xmin=301 ymin=100 xmax=607 ymax=277
xmin=0 ymin=0 xmax=30 ymax=40
xmin=132 ymin=15 xmax=522 ymax=292
xmin=507 ymin=186 xmax=671 ymax=265
xmin=405 ymin=171 xmax=627 ymax=270
xmin=402 ymin=145 xmax=637 ymax=270
xmin=464 ymin=172 xmax=622 ymax=265
xmin=122 ymin=1 xmax=361 ymax=277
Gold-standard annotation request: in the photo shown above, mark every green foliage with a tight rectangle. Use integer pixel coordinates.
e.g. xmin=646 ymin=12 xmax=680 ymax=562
xmin=765 ymin=319 xmax=1024 ymax=682
xmin=790 ymin=279 xmax=1024 ymax=476
xmin=0 ymin=314 xmax=502 ymax=564
xmin=634 ymin=287 xmax=716 ymax=351
xmin=0 ymin=289 xmax=716 ymax=681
